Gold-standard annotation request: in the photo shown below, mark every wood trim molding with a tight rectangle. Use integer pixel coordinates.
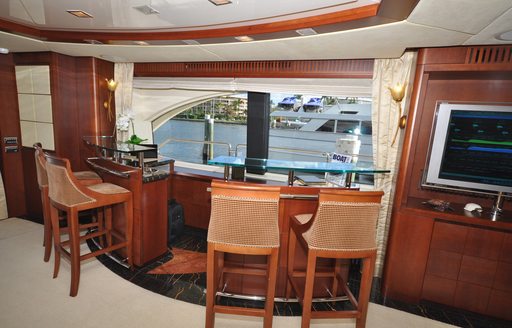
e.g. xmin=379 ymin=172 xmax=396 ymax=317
xmin=1 ymin=5 xmax=377 ymax=44
xmin=134 ymin=59 xmax=374 ymax=78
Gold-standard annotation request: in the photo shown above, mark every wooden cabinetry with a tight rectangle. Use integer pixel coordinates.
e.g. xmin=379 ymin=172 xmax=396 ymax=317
xmin=422 ymin=221 xmax=512 ymax=319
xmin=382 ymin=46 xmax=512 ymax=320
xmin=88 ymin=158 xmax=169 ymax=267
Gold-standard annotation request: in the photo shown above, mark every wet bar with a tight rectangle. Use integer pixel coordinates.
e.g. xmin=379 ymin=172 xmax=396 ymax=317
xmin=83 ymin=136 xmax=172 ymax=267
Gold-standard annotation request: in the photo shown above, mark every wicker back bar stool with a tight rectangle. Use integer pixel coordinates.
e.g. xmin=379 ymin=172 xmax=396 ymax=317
xmin=205 ymin=181 xmax=281 ymax=328
xmin=33 ymin=143 xmax=103 ymax=262
xmin=286 ymin=189 xmax=383 ymax=328
xmin=45 ymin=153 xmax=133 ymax=297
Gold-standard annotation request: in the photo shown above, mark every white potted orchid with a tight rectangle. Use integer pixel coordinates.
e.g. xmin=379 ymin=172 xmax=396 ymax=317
xmin=116 ymin=113 xmax=147 ymax=144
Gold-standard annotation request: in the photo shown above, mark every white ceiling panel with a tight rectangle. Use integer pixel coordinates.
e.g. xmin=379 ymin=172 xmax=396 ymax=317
xmin=464 ymin=7 xmax=512 ymax=45
xmin=407 ymin=0 xmax=512 ymax=35
xmin=199 ymin=21 xmax=472 ymax=61
xmin=46 ymin=42 xmax=224 ymax=62
xmin=0 ymin=31 xmax=49 ymax=53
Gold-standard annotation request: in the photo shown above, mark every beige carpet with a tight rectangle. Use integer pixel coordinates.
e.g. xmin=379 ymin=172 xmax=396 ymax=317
xmin=0 ymin=218 xmax=458 ymax=328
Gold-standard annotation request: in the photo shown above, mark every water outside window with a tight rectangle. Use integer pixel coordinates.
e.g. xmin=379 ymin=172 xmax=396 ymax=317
xmin=154 ymin=92 xmax=373 ymax=183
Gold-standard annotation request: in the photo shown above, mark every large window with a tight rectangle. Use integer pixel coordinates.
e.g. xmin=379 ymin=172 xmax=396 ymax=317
xmin=154 ymin=92 xmax=372 ymax=169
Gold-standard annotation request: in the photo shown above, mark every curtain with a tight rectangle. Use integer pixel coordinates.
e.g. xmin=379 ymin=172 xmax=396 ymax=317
xmin=372 ymin=51 xmax=417 ymax=276
xmin=0 ymin=172 xmax=8 ymax=220
xmin=114 ymin=63 xmax=134 ymax=142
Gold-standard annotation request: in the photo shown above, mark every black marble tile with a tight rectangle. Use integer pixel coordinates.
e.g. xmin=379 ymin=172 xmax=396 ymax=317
xmin=89 ymin=227 xmax=511 ymax=327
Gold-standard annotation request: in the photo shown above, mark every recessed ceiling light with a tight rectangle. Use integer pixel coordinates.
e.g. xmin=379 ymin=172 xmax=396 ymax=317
xmin=296 ymin=28 xmax=317 ymax=36
xmin=496 ymin=30 xmax=512 ymax=41
xmin=133 ymin=41 xmax=149 ymax=46
xmin=208 ymin=0 xmax=232 ymax=6
xmin=84 ymin=39 xmax=103 ymax=45
xmin=235 ymin=36 xmax=254 ymax=42
xmin=66 ymin=10 xmax=93 ymax=18
xmin=183 ymin=40 xmax=200 ymax=45
xmin=133 ymin=4 xmax=159 ymax=15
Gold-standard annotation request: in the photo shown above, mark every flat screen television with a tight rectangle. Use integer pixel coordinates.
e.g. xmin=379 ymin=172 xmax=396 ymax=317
xmin=423 ymin=102 xmax=512 ymax=196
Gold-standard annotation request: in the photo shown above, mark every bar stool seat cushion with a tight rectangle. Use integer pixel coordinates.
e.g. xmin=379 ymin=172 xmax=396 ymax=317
xmin=88 ymin=183 xmax=130 ymax=195
xmin=74 ymin=171 xmax=101 ymax=180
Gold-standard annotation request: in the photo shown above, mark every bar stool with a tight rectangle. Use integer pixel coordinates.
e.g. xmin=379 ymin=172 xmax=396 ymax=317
xmin=205 ymin=181 xmax=281 ymax=328
xmin=33 ymin=143 xmax=103 ymax=262
xmin=45 ymin=153 xmax=133 ymax=297
xmin=286 ymin=190 xmax=383 ymax=328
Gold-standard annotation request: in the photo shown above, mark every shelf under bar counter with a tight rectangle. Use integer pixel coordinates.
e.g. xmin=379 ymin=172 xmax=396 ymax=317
xmin=83 ymin=136 xmax=173 ymax=267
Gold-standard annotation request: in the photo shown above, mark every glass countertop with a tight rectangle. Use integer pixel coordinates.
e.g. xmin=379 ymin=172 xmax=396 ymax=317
xmin=83 ymin=136 xmax=156 ymax=154
xmin=208 ymin=156 xmax=389 ymax=174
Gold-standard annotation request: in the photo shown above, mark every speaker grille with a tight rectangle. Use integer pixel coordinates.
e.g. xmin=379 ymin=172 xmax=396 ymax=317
xmin=466 ymin=46 xmax=512 ymax=65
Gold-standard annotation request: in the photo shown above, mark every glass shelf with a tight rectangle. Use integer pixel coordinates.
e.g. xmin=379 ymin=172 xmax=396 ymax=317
xmin=208 ymin=156 xmax=390 ymax=186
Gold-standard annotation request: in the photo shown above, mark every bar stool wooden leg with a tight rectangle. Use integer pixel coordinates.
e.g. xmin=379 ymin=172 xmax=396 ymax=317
xmin=124 ymin=199 xmax=134 ymax=268
xmin=42 ymin=189 xmax=52 ymax=262
xmin=205 ymin=245 xmax=216 ymax=328
xmin=50 ymin=205 xmax=61 ymax=279
xmin=357 ymin=254 xmax=376 ymax=328
xmin=68 ymin=208 xmax=81 ymax=297
xmin=285 ymin=228 xmax=297 ymax=299
xmin=301 ymin=250 xmax=317 ymax=328
xmin=332 ymin=259 xmax=342 ymax=302
xmin=264 ymin=249 xmax=279 ymax=328
xmin=105 ymin=205 xmax=113 ymax=248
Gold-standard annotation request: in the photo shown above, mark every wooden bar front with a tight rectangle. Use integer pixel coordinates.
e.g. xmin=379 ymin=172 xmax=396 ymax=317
xmin=170 ymin=169 xmax=350 ymax=298
xmin=87 ymin=157 xmax=169 ymax=267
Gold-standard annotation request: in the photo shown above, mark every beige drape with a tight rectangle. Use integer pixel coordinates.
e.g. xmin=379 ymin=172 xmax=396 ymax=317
xmin=114 ymin=63 xmax=134 ymax=142
xmin=0 ymin=172 xmax=8 ymax=220
xmin=372 ymin=51 xmax=417 ymax=276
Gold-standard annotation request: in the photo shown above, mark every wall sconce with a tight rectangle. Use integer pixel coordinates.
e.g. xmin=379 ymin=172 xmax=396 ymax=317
xmin=388 ymin=82 xmax=406 ymax=146
xmin=103 ymin=78 xmax=118 ymax=121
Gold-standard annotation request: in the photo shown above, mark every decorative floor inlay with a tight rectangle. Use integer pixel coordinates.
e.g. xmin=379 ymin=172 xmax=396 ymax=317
xmin=148 ymin=248 xmax=207 ymax=275
xmin=90 ymin=226 xmax=512 ymax=327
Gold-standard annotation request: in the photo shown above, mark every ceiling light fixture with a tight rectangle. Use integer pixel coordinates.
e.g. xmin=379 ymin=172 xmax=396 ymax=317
xmin=0 ymin=47 xmax=9 ymax=54
xmin=183 ymin=40 xmax=200 ymax=45
xmin=296 ymin=28 xmax=317 ymax=36
xmin=84 ymin=39 xmax=103 ymax=45
xmin=133 ymin=4 xmax=160 ymax=15
xmin=235 ymin=36 xmax=254 ymax=42
xmin=208 ymin=0 xmax=232 ymax=6
xmin=496 ymin=30 xmax=512 ymax=41
xmin=66 ymin=10 xmax=93 ymax=18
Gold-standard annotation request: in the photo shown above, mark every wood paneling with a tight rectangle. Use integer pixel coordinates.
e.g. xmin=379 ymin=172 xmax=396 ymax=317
xmin=3 ymin=53 xmax=114 ymax=217
xmin=425 ymin=249 xmax=462 ymax=280
xmin=51 ymin=53 xmax=81 ymax=169
xmin=0 ymin=54 xmax=26 ymax=217
xmin=430 ymin=221 xmax=467 ymax=253
xmin=87 ymin=158 xmax=168 ymax=266
xmin=169 ymin=172 xmax=213 ymax=229
xmin=464 ymin=228 xmax=504 ymax=260
xmin=487 ymin=289 xmax=512 ymax=321
xmin=422 ymin=274 xmax=456 ymax=306
xmin=454 ymin=281 xmax=491 ymax=314
xmin=135 ymin=59 xmax=374 ymax=78
xmin=383 ymin=46 xmax=512 ymax=321
xmin=21 ymin=147 xmax=42 ymax=221
xmin=0 ymin=4 xmax=381 ymax=44
xmin=381 ymin=210 xmax=434 ymax=302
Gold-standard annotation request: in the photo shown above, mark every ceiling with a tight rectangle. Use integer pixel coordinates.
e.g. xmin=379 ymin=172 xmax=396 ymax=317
xmin=0 ymin=0 xmax=511 ymax=62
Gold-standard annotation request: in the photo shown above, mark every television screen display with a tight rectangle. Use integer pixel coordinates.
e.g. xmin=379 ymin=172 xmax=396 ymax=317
xmin=423 ymin=102 xmax=512 ymax=195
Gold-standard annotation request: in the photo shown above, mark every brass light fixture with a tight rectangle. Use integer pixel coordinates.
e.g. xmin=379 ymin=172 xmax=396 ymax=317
xmin=103 ymin=78 xmax=118 ymax=122
xmin=388 ymin=82 xmax=406 ymax=146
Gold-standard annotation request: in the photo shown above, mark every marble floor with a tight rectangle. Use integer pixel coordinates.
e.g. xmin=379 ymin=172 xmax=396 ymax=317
xmin=91 ymin=226 xmax=510 ymax=328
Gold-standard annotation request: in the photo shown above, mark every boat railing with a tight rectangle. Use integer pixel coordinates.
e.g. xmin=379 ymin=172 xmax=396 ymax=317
xmin=159 ymin=137 xmax=235 ymax=156
xmin=159 ymin=137 xmax=372 ymax=163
